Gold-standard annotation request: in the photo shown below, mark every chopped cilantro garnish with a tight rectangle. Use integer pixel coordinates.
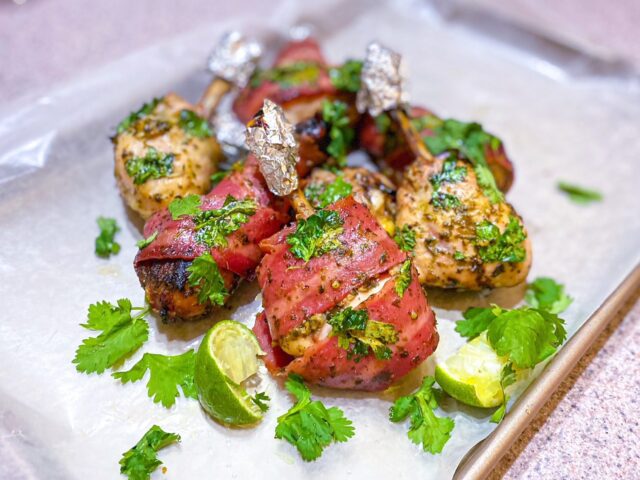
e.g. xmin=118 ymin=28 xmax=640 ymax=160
xmin=125 ymin=147 xmax=174 ymax=185
xmin=395 ymin=260 xmax=412 ymax=298
xmin=431 ymin=191 xmax=461 ymax=210
xmin=251 ymin=392 xmax=271 ymax=413
xmin=389 ymin=376 xmax=455 ymax=454
xmin=305 ymin=175 xmax=353 ymax=208
xmin=428 ymin=156 xmax=466 ymax=210
xmin=178 ymin=109 xmax=212 ymax=138
xmin=328 ymin=59 xmax=363 ymax=92
xmin=113 ymin=350 xmax=197 ymax=408
xmin=557 ymin=181 xmax=603 ymax=204
xmin=287 ymin=209 xmax=344 ymax=262
xmin=328 ymin=307 xmax=398 ymax=361
xmin=394 ymin=224 xmax=416 ymax=252
xmin=168 ymin=194 xmax=201 ymax=219
xmin=250 ymin=61 xmax=320 ymax=88
xmin=136 ymin=231 xmax=158 ymax=250
xmin=453 ymin=251 xmax=465 ymax=260
xmin=119 ymin=425 xmax=180 ymax=480
xmin=322 ymin=99 xmax=355 ymax=167
xmin=275 ymin=374 xmax=354 ymax=461
xmin=475 ymin=216 xmax=526 ymax=263
xmin=525 ymin=277 xmax=573 ymax=314
xmin=187 ymin=252 xmax=229 ymax=306
xmin=95 ymin=216 xmax=121 ymax=257
xmin=73 ymin=299 xmax=149 ymax=374
xmin=423 ymin=117 xmax=503 ymax=203
xmin=117 ymin=97 xmax=162 ymax=135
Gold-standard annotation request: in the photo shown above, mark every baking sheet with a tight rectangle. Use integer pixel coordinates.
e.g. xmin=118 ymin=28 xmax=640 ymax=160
xmin=1 ymin=0 xmax=640 ymax=479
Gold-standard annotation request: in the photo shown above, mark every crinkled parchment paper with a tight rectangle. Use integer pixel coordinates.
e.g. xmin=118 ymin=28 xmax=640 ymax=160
xmin=1 ymin=1 xmax=639 ymax=479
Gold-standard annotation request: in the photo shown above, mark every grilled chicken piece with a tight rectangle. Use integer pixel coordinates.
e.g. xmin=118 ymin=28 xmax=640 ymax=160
xmin=396 ymin=153 xmax=531 ymax=290
xmin=304 ymin=167 xmax=397 ymax=235
xmin=114 ymin=93 xmax=222 ymax=219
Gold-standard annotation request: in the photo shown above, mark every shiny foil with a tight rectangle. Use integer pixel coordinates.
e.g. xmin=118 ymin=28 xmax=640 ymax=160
xmin=207 ymin=31 xmax=262 ymax=87
xmin=245 ymin=99 xmax=299 ymax=196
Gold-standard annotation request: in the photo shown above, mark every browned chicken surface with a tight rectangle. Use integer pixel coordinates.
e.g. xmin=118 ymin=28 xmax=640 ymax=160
xmin=396 ymin=153 xmax=531 ymax=289
xmin=114 ymin=93 xmax=222 ymax=219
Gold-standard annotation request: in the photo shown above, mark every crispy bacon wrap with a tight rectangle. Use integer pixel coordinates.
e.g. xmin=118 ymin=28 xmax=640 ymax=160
xmin=134 ymin=155 xmax=289 ymax=321
xmin=359 ymin=106 xmax=515 ymax=192
xmin=253 ymin=196 xmax=439 ymax=391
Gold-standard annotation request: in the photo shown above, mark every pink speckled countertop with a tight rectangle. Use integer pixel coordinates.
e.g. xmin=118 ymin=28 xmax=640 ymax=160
xmin=2 ymin=1 xmax=639 ymax=478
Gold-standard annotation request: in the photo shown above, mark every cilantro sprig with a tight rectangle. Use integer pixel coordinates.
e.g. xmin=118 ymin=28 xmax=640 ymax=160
xmin=119 ymin=425 xmax=180 ymax=480
xmin=275 ymin=374 xmax=354 ymax=461
xmin=73 ymin=299 xmax=149 ymax=374
xmin=305 ymin=175 xmax=353 ymax=209
xmin=475 ymin=216 xmax=527 ymax=264
xmin=178 ymin=109 xmax=212 ymax=138
xmin=95 ymin=216 xmax=121 ymax=257
xmin=557 ymin=181 xmax=602 ymax=204
xmin=322 ymin=99 xmax=355 ymax=167
xmin=113 ymin=351 xmax=197 ymax=408
xmin=328 ymin=59 xmax=363 ymax=92
xmin=287 ymin=209 xmax=344 ymax=262
xmin=394 ymin=224 xmax=416 ymax=252
xmin=125 ymin=147 xmax=174 ymax=185
xmin=187 ymin=252 xmax=229 ymax=306
xmin=389 ymin=376 xmax=455 ymax=454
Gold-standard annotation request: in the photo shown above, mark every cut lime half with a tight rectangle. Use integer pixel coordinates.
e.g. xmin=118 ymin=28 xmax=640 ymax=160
xmin=195 ymin=320 xmax=266 ymax=426
xmin=435 ymin=333 xmax=507 ymax=408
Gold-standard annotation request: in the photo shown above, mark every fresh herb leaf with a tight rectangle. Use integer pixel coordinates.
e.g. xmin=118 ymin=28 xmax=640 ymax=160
xmin=136 ymin=231 xmax=158 ymax=249
xmin=187 ymin=252 xmax=229 ymax=306
xmin=275 ymin=374 xmax=354 ymax=461
xmin=431 ymin=192 xmax=461 ymax=210
xmin=178 ymin=109 xmax=212 ymax=138
xmin=251 ymin=392 xmax=271 ymax=413
xmin=322 ymin=99 xmax=354 ymax=167
xmin=250 ymin=61 xmax=320 ymax=88
xmin=168 ymin=194 xmax=202 ymax=219
xmin=430 ymin=156 xmax=467 ymax=191
xmin=395 ymin=260 xmax=412 ymax=298
xmin=328 ymin=307 xmax=398 ymax=361
xmin=475 ymin=216 xmax=527 ymax=263
xmin=389 ymin=376 xmax=455 ymax=454
xmin=95 ymin=216 xmax=121 ymax=257
xmin=454 ymin=251 xmax=465 ymax=260
xmin=394 ymin=224 xmax=416 ymax=252
xmin=73 ymin=299 xmax=149 ymax=374
xmin=119 ymin=425 xmax=180 ymax=480
xmin=117 ymin=98 xmax=162 ymax=135
xmin=125 ymin=147 xmax=174 ymax=185
xmin=305 ymin=176 xmax=353 ymax=208
xmin=113 ymin=350 xmax=197 ymax=408
xmin=423 ymin=118 xmax=503 ymax=203
xmin=557 ymin=181 xmax=602 ymax=204
xmin=525 ymin=277 xmax=573 ymax=314
xmin=328 ymin=59 xmax=363 ymax=92
xmin=192 ymin=196 xmax=257 ymax=248
xmin=490 ymin=401 xmax=507 ymax=423
xmin=287 ymin=209 xmax=344 ymax=262
xmin=455 ymin=306 xmax=499 ymax=339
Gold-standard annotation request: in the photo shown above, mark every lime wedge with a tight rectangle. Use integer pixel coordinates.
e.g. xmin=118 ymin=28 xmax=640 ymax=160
xmin=195 ymin=320 xmax=266 ymax=426
xmin=435 ymin=333 xmax=507 ymax=408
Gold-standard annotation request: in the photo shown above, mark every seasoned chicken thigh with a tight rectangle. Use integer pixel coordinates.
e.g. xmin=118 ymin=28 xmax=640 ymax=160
xmin=114 ymin=93 xmax=222 ymax=219
xmin=396 ymin=153 xmax=531 ymax=289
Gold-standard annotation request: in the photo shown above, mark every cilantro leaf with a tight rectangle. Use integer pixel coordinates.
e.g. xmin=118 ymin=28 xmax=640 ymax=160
xmin=394 ymin=224 xmax=416 ymax=252
xmin=119 ymin=425 xmax=180 ymax=480
xmin=305 ymin=176 xmax=353 ymax=209
xmin=193 ymin=195 xmax=257 ymax=248
xmin=95 ymin=216 xmax=121 ymax=257
xmin=395 ymin=260 xmax=412 ymax=298
xmin=136 ymin=231 xmax=158 ymax=250
xmin=113 ymin=351 xmax=196 ymax=408
xmin=557 ymin=181 xmax=602 ymax=204
xmin=275 ymin=374 xmax=354 ymax=461
xmin=125 ymin=147 xmax=174 ymax=185
xmin=475 ymin=216 xmax=527 ymax=263
xmin=525 ymin=277 xmax=573 ymax=314
xmin=178 ymin=109 xmax=212 ymax=138
xmin=322 ymin=99 xmax=355 ymax=167
xmin=187 ymin=252 xmax=229 ymax=306
xmin=430 ymin=156 xmax=467 ymax=191
xmin=73 ymin=300 xmax=149 ymax=374
xmin=423 ymin=117 xmax=503 ymax=203
xmin=287 ymin=209 xmax=344 ymax=262
xmin=389 ymin=376 xmax=454 ymax=454
xmin=328 ymin=60 xmax=363 ymax=92
xmin=431 ymin=192 xmax=461 ymax=210
xmin=251 ymin=392 xmax=271 ymax=413
xmin=168 ymin=194 xmax=201 ymax=219
xmin=455 ymin=306 xmax=500 ymax=339
xmin=117 ymin=97 xmax=162 ymax=135
xmin=250 ymin=61 xmax=320 ymax=88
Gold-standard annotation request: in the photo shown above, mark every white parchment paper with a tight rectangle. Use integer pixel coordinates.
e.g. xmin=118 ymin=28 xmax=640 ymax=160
xmin=1 ymin=1 xmax=639 ymax=479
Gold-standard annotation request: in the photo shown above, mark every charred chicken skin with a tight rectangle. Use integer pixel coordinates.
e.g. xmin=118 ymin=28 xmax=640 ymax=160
xmin=114 ymin=93 xmax=222 ymax=219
